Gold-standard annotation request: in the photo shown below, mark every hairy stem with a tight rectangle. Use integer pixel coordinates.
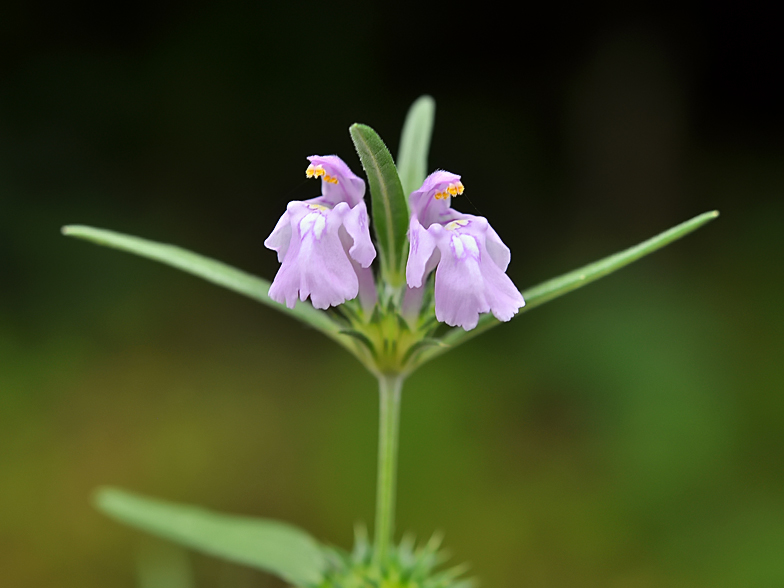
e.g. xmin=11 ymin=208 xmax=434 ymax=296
xmin=373 ymin=373 xmax=404 ymax=564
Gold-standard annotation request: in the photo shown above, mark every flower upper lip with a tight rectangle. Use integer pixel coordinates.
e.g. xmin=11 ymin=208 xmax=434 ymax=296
xmin=305 ymin=154 xmax=367 ymax=208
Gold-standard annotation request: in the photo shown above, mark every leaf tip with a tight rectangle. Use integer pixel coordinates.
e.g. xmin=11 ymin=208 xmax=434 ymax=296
xmin=413 ymin=94 xmax=435 ymax=108
xmin=62 ymin=224 xmax=90 ymax=237
xmin=92 ymin=486 xmax=113 ymax=513
xmin=349 ymin=122 xmax=368 ymax=134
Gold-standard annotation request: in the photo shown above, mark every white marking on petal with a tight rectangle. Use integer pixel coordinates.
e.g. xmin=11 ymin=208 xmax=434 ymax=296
xmin=299 ymin=211 xmax=327 ymax=240
xmin=313 ymin=213 xmax=326 ymax=239
xmin=462 ymin=234 xmax=480 ymax=258
xmin=451 ymin=234 xmax=465 ymax=258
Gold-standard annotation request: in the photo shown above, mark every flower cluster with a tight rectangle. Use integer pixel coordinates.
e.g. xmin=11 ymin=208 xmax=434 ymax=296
xmin=266 ymin=156 xmax=524 ymax=331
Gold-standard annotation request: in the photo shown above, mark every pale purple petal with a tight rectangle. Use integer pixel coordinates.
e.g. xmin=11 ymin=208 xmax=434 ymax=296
xmin=264 ymin=210 xmax=293 ymax=263
xmin=353 ymin=262 xmax=378 ymax=314
xmin=478 ymin=254 xmax=525 ymax=321
xmin=307 ymin=155 xmax=366 ymax=207
xmin=406 ymin=216 xmax=438 ymax=288
xmin=268 ymin=202 xmax=359 ymax=310
xmin=401 ymin=285 xmax=425 ymax=324
xmin=339 ymin=201 xmax=376 ymax=267
xmin=429 ymin=216 xmax=524 ymax=330
xmin=409 ymin=170 xmax=463 ymax=228
xmin=483 ymin=219 xmax=512 ymax=271
xmin=433 ymin=244 xmax=490 ymax=330
xmin=338 ymin=210 xmax=378 ymax=312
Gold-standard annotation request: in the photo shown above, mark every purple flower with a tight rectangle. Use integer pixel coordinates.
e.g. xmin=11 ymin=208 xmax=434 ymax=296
xmin=406 ymin=171 xmax=525 ymax=330
xmin=265 ymin=155 xmax=376 ymax=310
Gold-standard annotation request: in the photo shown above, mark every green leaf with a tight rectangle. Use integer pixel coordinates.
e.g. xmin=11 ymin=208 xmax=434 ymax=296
xmin=61 ymin=225 xmax=350 ymax=349
xmin=397 ymin=95 xmax=436 ymax=197
xmin=350 ymin=124 xmax=409 ymax=285
xmin=95 ymin=487 xmax=326 ymax=586
xmin=418 ymin=210 xmax=720 ymax=365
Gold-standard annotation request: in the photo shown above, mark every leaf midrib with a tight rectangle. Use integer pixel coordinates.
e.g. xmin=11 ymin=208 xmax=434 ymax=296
xmin=357 ymin=130 xmax=398 ymax=271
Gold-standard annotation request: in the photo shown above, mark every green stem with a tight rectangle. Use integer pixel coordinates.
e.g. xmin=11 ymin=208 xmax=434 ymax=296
xmin=373 ymin=373 xmax=404 ymax=564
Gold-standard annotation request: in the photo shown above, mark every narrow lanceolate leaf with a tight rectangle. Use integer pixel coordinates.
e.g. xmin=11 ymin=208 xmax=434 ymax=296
xmin=96 ymin=487 xmax=326 ymax=587
xmin=419 ymin=210 xmax=720 ymax=365
xmin=349 ymin=124 xmax=409 ymax=285
xmin=397 ymin=95 xmax=436 ymax=197
xmin=61 ymin=225 xmax=348 ymax=347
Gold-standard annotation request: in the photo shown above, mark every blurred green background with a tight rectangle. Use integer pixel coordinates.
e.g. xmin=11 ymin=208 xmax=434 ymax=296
xmin=1 ymin=2 xmax=782 ymax=587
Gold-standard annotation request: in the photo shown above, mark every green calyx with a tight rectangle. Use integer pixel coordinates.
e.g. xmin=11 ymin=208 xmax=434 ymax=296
xmin=312 ymin=530 xmax=474 ymax=588
xmin=332 ymin=285 xmax=446 ymax=376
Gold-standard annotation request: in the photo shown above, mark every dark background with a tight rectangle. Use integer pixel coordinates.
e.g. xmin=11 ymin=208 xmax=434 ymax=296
xmin=1 ymin=2 xmax=782 ymax=587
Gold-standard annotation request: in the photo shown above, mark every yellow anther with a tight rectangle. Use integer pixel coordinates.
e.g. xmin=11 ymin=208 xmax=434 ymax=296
xmin=306 ymin=163 xmax=325 ymax=178
xmin=434 ymin=181 xmax=464 ymax=200
xmin=308 ymin=203 xmax=328 ymax=211
xmin=306 ymin=164 xmax=339 ymax=184
xmin=447 ymin=181 xmax=465 ymax=196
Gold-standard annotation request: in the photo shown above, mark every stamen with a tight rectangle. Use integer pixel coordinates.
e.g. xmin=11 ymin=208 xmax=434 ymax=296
xmin=434 ymin=181 xmax=465 ymax=200
xmin=308 ymin=203 xmax=329 ymax=211
xmin=306 ymin=164 xmax=339 ymax=184
xmin=306 ymin=163 xmax=325 ymax=178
